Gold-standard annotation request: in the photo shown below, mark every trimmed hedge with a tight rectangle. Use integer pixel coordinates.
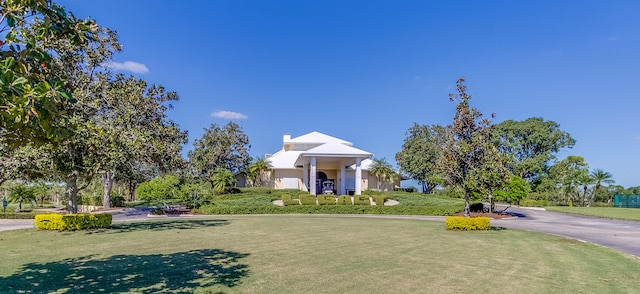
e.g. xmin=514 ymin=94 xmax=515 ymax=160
xmin=318 ymin=195 xmax=336 ymax=205
xmin=199 ymin=204 xmax=463 ymax=216
xmin=299 ymin=194 xmax=317 ymax=205
xmin=469 ymin=202 xmax=485 ymax=212
xmin=372 ymin=195 xmax=387 ymax=206
xmin=445 ymin=216 xmax=490 ymax=230
xmin=35 ymin=214 xmax=112 ymax=231
xmin=353 ymin=196 xmax=371 ymax=206
xmin=282 ymin=194 xmax=300 ymax=206
xmin=336 ymin=196 xmax=351 ymax=205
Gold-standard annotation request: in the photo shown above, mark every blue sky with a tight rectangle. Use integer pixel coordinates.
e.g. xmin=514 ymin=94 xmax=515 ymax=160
xmin=61 ymin=1 xmax=639 ymax=188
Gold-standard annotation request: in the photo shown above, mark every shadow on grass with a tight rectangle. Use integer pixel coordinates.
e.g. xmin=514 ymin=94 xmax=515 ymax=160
xmin=490 ymin=226 xmax=507 ymax=231
xmin=1 ymin=249 xmax=249 ymax=293
xmin=91 ymin=219 xmax=230 ymax=234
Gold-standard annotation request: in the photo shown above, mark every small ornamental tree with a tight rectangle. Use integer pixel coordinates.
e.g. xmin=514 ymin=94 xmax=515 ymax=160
xmin=212 ymin=168 xmax=236 ymax=194
xmin=439 ymin=77 xmax=498 ymax=217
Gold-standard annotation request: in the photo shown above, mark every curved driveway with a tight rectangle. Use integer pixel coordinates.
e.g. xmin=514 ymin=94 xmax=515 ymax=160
xmin=2 ymin=207 xmax=639 ymax=258
xmin=492 ymin=206 xmax=640 ymax=258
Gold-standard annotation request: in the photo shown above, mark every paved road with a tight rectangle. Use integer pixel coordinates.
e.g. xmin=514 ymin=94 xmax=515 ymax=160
xmin=2 ymin=207 xmax=639 ymax=258
xmin=492 ymin=206 xmax=640 ymax=258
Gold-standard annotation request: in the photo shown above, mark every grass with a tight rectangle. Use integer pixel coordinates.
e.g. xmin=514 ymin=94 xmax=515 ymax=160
xmin=546 ymin=206 xmax=640 ymax=221
xmin=1 ymin=216 xmax=639 ymax=293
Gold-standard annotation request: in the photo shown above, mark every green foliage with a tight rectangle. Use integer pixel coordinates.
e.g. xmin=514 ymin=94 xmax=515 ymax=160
xmin=281 ymin=194 xmax=300 ymax=206
xmin=440 ymin=77 xmax=500 ymax=217
xmin=199 ymin=203 xmax=462 ymax=216
xmin=494 ymin=175 xmax=531 ymax=205
xmin=248 ymin=156 xmax=271 ymax=187
xmin=7 ymin=183 xmax=36 ymax=210
xmin=212 ymin=168 xmax=236 ymax=194
xmin=317 ymin=195 xmax=336 ymax=205
xmin=136 ymin=175 xmax=181 ymax=201
xmin=78 ymin=194 xmax=102 ymax=206
xmin=110 ymin=196 xmax=125 ymax=207
xmin=469 ymin=202 xmax=484 ymax=212
xmin=35 ymin=214 xmax=112 ymax=231
xmin=299 ymin=194 xmax=317 ymax=205
xmin=445 ymin=216 xmax=491 ymax=230
xmin=337 ymin=195 xmax=351 ymax=205
xmin=353 ymin=195 xmax=371 ymax=206
xmin=0 ymin=211 xmax=38 ymax=219
xmin=372 ymin=195 xmax=387 ymax=206
xmin=368 ymin=158 xmax=398 ymax=191
xmin=493 ymin=117 xmax=575 ymax=184
xmin=395 ymin=123 xmax=447 ymax=194
xmin=188 ymin=122 xmax=251 ymax=178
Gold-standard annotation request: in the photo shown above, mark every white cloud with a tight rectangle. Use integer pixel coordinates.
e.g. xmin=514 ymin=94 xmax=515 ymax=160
xmin=211 ymin=110 xmax=248 ymax=120
xmin=106 ymin=61 xmax=149 ymax=74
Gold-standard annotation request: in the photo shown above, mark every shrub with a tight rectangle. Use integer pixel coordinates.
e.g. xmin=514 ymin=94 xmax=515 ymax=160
xmin=469 ymin=202 xmax=484 ymax=212
xmin=353 ymin=195 xmax=370 ymax=206
xmin=299 ymin=194 xmax=317 ymax=205
xmin=336 ymin=195 xmax=351 ymax=205
xmin=282 ymin=194 xmax=300 ymax=206
xmin=372 ymin=195 xmax=387 ymax=206
xmin=0 ymin=211 xmax=38 ymax=219
xmin=110 ymin=196 xmax=125 ymax=207
xmin=318 ymin=195 xmax=336 ymax=205
xmin=445 ymin=216 xmax=490 ymax=230
xmin=35 ymin=214 xmax=112 ymax=231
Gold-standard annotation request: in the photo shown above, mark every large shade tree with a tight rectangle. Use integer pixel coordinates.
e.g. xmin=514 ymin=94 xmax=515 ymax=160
xmin=493 ymin=117 xmax=575 ymax=185
xmin=1 ymin=0 xmax=98 ymax=147
xmin=188 ymin=122 xmax=251 ymax=184
xmin=395 ymin=123 xmax=447 ymax=194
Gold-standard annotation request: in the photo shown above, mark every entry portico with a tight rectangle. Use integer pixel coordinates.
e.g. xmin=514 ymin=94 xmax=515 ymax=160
xmin=266 ymin=131 xmax=377 ymax=195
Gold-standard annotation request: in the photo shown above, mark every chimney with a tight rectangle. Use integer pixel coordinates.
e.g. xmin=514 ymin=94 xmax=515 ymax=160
xmin=283 ymin=134 xmax=291 ymax=142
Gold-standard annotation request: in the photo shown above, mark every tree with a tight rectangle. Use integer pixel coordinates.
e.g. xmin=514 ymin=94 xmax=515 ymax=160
xmin=439 ymin=77 xmax=500 ymax=217
xmin=494 ymin=174 xmax=531 ymax=206
xmin=7 ymin=183 xmax=36 ymax=211
xmin=212 ymin=168 xmax=236 ymax=194
xmin=590 ymin=169 xmax=615 ymax=202
xmin=368 ymin=158 xmax=398 ymax=191
xmin=549 ymin=155 xmax=589 ymax=206
xmin=188 ymin=122 xmax=251 ymax=181
xmin=95 ymin=74 xmax=187 ymax=209
xmin=493 ymin=118 xmax=575 ymax=185
xmin=395 ymin=123 xmax=447 ymax=193
xmin=1 ymin=0 xmax=98 ymax=147
xmin=248 ymin=157 xmax=271 ymax=187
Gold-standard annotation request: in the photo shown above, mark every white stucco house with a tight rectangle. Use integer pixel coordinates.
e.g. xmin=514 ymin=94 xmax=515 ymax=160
xmin=261 ymin=131 xmax=397 ymax=195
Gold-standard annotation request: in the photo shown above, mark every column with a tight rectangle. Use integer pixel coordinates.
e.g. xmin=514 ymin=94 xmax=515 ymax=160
xmin=355 ymin=158 xmax=362 ymax=195
xmin=302 ymin=163 xmax=309 ymax=192
xmin=340 ymin=162 xmax=346 ymax=195
xmin=310 ymin=157 xmax=317 ymax=195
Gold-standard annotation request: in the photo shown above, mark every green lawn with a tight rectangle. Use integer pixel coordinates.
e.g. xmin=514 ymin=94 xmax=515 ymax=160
xmin=1 ymin=216 xmax=639 ymax=293
xmin=546 ymin=206 xmax=640 ymax=221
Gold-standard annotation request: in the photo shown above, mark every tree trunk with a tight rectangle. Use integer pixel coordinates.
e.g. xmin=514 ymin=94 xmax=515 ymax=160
xmin=128 ymin=180 xmax=136 ymax=201
xmin=102 ymin=170 xmax=115 ymax=209
xmin=65 ymin=175 xmax=79 ymax=214
xmin=464 ymin=188 xmax=471 ymax=217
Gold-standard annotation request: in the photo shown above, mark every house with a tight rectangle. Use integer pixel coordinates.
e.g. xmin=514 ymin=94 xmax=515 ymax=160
xmin=263 ymin=131 xmax=397 ymax=195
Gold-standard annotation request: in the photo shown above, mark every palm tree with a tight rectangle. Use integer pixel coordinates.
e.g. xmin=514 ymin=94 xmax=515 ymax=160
xmin=590 ymin=169 xmax=615 ymax=202
xmin=248 ymin=157 xmax=271 ymax=187
xmin=8 ymin=184 xmax=36 ymax=211
xmin=368 ymin=158 xmax=397 ymax=191
xmin=212 ymin=168 xmax=236 ymax=194
xmin=575 ymin=172 xmax=594 ymax=207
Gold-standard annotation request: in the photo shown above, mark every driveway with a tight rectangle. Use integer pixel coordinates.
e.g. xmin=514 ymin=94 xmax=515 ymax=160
xmin=492 ymin=206 xmax=640 ymax=258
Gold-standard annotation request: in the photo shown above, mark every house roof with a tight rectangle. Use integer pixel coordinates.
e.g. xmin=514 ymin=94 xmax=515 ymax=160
xmin=287 ymin=131 xmax=353 ymax=146
xmin=268 ymin=131 xmax=373 ymax=169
